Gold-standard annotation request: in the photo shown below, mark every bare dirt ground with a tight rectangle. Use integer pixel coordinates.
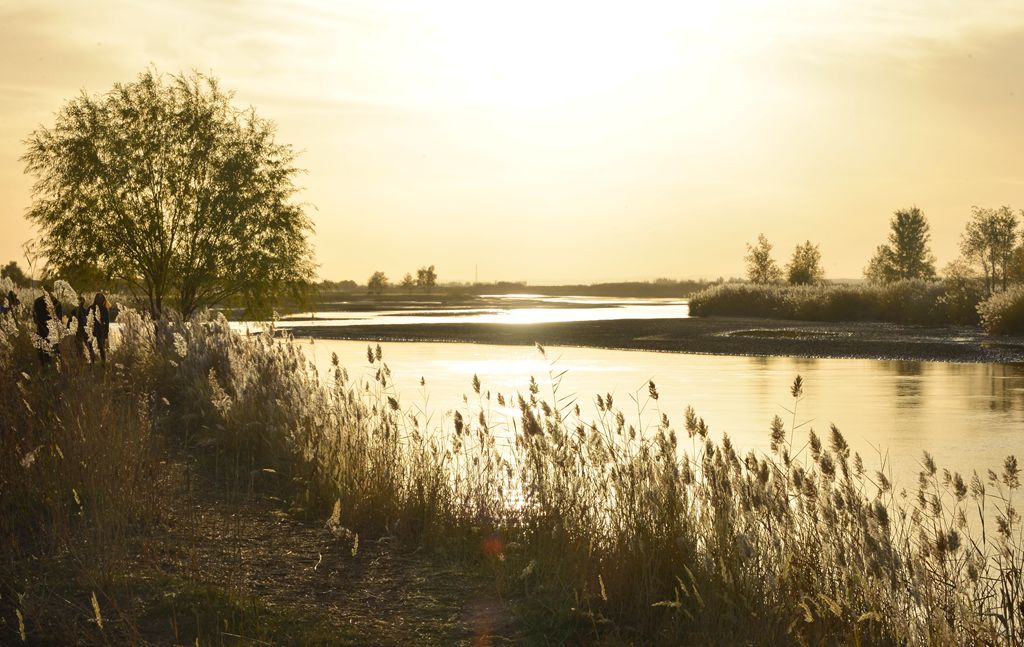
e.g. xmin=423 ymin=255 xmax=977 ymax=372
xmin=10 ymin=467 xmax=530 ymax=646
xmin=124 ymin=478 xmax=527 ymax=646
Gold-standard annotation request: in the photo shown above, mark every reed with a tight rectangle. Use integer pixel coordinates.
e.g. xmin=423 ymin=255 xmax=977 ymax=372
xmin=1 ymin=291 xmax=1020 ymax=645
xmin=689 ymin=280 xmax=984 ymax=326
xmin=158 ymin=317 xmax=1022 ymax=645
xmin=0 ymin=292 xmax=164 ymax=642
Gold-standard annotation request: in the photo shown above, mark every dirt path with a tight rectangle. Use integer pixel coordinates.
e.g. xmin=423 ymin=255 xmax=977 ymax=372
xmin=129 ymin=478 xmax=527 ymax=646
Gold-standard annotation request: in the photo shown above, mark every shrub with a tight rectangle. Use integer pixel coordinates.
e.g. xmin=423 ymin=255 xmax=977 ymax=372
xmin=689 ymin=281 xmax=958 ymax=325
xmin=977 ymin=285 xmax=1024 ymax=334
xmin=937 ymin=267 xmax=986 ymax=325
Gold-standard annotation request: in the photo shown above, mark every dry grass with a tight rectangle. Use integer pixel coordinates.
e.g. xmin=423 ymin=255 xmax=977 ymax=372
xmin=157 ymin=315 xmax=1022 ymax=645
xmin=1 ymin=289 xmax=1021 ymax=645
xmin=689 ymin=280 xmax=986 ymax=326
xmin=0 ymin=298 xmax=165 ymax=642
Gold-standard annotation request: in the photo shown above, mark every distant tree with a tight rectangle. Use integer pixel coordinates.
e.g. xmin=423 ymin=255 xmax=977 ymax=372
xmin=864 ymin=207 xmax=936 ymax=284
xmin=1009 ymin=244 xmax=1024 ymax=284
xmin=22 ymin=68 xmax=314 ymax=319
xmin=864 ymin=246 xmax=894 ymax=285
xmin=960 ymin=206 xmax=1019 ymax=295
xmin=319 ymin=279 xmax=359 ymax=292
xmin=786 ymin=241 xmax=824 ymax=285
xmin=45 ymin=258 xmax=110 ymax=291
xmin=0 ymin=261 xmax=29 ymax=286
xmin=416 ymin=265 xmax=437 ymax=293
xmin=367 ymin=271 xmax=389 ymax=295
xmin=744 ymin=234 xmax=782 ymax=284
xmin=401 ymin=273 xmax=415 ymax=294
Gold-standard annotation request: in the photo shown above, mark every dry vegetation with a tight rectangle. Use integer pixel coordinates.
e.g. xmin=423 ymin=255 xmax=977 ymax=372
xmin=1 ymin=286 xmax=1022 ymax=645
xmin=689 ymin=280 xmax=987 ymax=327
xmin=689 ymin=278 xmax=1024 ymax=335
xmin=978 ymin=286 xmax=1024 ymax=335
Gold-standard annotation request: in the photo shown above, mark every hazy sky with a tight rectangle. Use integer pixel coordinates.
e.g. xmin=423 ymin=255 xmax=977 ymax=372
xmin=2 ymin=0 xmax=1023 ymax=283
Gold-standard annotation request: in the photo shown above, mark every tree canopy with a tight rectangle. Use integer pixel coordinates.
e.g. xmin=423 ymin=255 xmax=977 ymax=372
xmin=865 ymin=207 xmax=936 ymax=284
xmin=23 ymin=68 xmax=314 ymax=319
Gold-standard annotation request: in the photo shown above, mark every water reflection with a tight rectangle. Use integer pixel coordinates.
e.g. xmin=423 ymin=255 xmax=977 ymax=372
xmin=272 ymin=296 xmax=689 ymax=328
xmin=297 ymin=339 xmax=1024 ymax=493
xmin=873 ymin=361 xmax=922 ymax=409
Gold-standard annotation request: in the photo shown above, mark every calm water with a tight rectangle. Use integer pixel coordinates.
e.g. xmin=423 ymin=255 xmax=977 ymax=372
xmin=298 ymin=338 xmax=1024 ymax=491
xmin=276 ymin=295 xmax=689 ymax=328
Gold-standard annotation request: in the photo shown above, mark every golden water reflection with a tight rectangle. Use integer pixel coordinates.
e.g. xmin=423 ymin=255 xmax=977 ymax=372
xmin=303 ymin=339 xmax=1024 ymax=493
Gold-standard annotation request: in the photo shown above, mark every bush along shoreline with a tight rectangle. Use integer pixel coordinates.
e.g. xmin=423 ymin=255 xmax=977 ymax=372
xmin=977 ymin=285 xmax=1024 ymax=335
xmin=688 ymin=279 xmax=1024 ymax=333
xmin=1 ymin=290 xmax=1022 ymax=645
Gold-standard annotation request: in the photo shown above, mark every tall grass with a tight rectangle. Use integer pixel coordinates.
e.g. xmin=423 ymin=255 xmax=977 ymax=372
xmin=689 ymin=280 xmax=985 ymax=326
xmin=2 ymin=292 xmax=1021 ymax=645
xmin=0 ymin=292 xmax=165 ymax=641
xmin=159 ymin=317 xmax=1021 ymax=644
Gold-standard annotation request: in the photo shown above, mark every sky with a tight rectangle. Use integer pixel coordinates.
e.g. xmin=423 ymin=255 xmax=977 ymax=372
xmin=1 ymin=0 xmax=1023 ymax=284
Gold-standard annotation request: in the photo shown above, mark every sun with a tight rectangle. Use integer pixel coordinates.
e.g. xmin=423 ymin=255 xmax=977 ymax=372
xmin=420 ymin=0 xmax=729 ymax=111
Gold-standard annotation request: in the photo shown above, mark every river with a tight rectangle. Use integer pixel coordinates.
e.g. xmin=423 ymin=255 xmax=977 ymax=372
xmin=296 ymin=336 xmax=1023 ymax=493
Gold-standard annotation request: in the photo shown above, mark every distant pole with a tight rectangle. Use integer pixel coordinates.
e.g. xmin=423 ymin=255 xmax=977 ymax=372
xmin=475 ymin=264 xmax=478 ymax=284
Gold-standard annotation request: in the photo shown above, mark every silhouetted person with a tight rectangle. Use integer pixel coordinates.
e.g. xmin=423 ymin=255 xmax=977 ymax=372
xmin=69 ymin=295 xmax=95 ymax=362
xmin=32 ymin=291 xmax=63 ymax=366
xmin=0 ymin=290 xmax=17 ymax=316
xmin=89 ymin=292 xmax=110 ymax=364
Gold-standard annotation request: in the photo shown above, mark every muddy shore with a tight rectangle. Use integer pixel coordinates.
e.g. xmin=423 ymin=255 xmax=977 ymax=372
xmin=283 ymin=316 xmax=1024 ymax=364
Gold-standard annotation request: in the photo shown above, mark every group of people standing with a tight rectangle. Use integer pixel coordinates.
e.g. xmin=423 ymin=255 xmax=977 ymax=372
xmin=25 ymin=290 xmax=110 ymax=365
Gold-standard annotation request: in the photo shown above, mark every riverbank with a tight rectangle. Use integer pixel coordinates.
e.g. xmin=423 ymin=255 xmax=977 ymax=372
xmin=5 ymin=313 xmax=1020 ymax=645
xmin=283 ymin=316 xmax=1024 ymax=363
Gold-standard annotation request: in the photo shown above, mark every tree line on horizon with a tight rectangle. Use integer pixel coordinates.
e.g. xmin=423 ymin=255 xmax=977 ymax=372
xmin=744 ymin=205 xmax=1024 ymax=294
xmin=366 ymin=265 xmax=437 ymax=296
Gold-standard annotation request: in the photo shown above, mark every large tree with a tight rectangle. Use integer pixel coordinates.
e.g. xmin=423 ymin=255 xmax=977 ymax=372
xmin=864 ymin=207 xmax=936 ymax=283
xmin=744 ymin=234 xmax=783 ymax=284
xmin=23 ymin=69 xmax=314 ymax=319
xmin=0 ymin=261 xmax=29 ymax=287
xmin=960 ymin=206 xmax=1018 ymax=295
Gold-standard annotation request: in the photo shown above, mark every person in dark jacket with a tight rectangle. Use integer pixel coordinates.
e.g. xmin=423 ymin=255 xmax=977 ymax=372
xmin=32 ymin=290 xmax=63 ymax=365
xmin=89 ymin=292 xmax=110 ymax=363
xmin=1 ymin=290 xmax=18 ymax=316
xmin=69 ymin=295 xmax=95 ymax=362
